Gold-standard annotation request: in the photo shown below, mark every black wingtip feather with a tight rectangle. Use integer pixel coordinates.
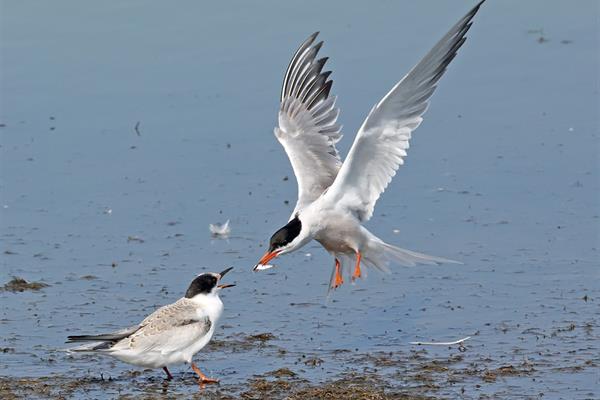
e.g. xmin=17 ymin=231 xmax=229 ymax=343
xmin=67 ymin=335 xmax=110 ymax=343
xmin=295 ymin=57 xmax=329 ymax=99
xmin=313 ymin=41 xmax=324 ymax=55
xmin=307 ymin=80 xmax=333 ymax=110
xmin=281 ymin=32 xmax=321 ymax=101
xmin=282 ymin=33 xmax=335 ymax=110
xmin=468 ymin=0 xmax=485 ymax=17
xmin=66 ymin=331 xmax=134 ymax=343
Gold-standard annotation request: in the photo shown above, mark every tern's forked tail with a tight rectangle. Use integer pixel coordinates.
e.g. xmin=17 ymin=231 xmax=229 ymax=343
xmin=326 ymin=238 xmax=461 ymax=294
xmin=374 ymin=240 xmax=461 ymax=269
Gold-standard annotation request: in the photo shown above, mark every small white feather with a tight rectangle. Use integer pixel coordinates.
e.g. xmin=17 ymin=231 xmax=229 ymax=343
xmin=410 ymin=336 xmax=471 ymax=346
xmin=209 ymin=219 xmax=231 ymax=237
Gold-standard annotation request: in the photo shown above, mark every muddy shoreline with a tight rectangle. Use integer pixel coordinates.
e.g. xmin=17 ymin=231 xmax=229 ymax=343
xmin=2 ymin=334 xmax=598 ymax=399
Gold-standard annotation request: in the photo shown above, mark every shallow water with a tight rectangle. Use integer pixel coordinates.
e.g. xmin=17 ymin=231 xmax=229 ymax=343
xmin=1 ymin=1 xmax=599 ymax=399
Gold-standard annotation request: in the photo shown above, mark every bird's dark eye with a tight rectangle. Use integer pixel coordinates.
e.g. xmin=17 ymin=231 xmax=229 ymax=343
xmin=269 ymin=216 xmax=301 ymax=251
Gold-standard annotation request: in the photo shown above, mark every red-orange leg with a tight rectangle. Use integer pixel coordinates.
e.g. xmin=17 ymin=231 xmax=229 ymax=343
xmin=332 ymin=258 xmax=344 ymax=289
xmin=352 ymin=251 xmax=362 ymax=281
xmin=191 ymin=362 xmax=219 ymax=389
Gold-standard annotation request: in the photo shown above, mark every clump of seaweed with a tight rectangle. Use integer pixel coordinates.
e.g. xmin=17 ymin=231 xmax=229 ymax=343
xmin=288 ymin=373 xmax=431 ymax=400
xmin=481 ymin=364 xmax=534 ymax=382
xmin=265 ymin=368 xmax=297 ymax=378
xmin=246 ymin=333 xmax=276 ymax=342
xmin=1 ymin=277 xmax=49 ymax=292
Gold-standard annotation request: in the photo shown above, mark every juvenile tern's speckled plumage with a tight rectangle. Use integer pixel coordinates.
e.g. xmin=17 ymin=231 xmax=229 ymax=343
xmin=67 ymin=268 xmax=235 ymax=386
xmin=254 ymin=2 xmax=485 ymax=290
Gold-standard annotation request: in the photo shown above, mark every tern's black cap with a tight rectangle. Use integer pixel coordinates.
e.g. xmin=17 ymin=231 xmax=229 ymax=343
xmin=185 ymin=274 xmax=218 ymax=298
xmin=269 ymin=216 xmax=301 ymax=252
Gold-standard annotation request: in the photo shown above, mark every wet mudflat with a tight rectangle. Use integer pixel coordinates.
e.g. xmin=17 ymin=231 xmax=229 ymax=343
xmin=1 ymin=330 xmax=598 ymax=399
xmin=1 ymin=1 xmax=598 ymax=399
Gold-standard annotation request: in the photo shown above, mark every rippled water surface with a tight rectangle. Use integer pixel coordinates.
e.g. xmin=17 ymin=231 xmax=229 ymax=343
xmin=1 ymin=1 xmax=598 ymax=398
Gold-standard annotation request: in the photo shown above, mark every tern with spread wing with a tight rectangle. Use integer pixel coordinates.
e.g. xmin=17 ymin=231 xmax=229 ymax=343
xmin=254 ymin=2 xmax=485 ymax=289
xmin=67 ymin=268 xmax=235 ymax=387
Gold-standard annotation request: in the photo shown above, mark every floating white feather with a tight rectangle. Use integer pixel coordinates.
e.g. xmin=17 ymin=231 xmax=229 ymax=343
xmin=410 ymin=336 xmax=471 ymax=346
xmin=209 ymin=219 xmax=231 ymax=238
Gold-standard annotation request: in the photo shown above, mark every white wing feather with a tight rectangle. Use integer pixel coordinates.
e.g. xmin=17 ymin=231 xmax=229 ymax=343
xmin=276 ymin=32 xmax=343 ymax=217
xmin=324 ymin=1 xmax=484 ymax=221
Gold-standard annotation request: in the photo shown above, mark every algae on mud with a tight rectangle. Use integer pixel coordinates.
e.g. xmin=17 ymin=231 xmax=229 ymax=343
xmin=1 ymin=277 xmax=49 ymax=293
xmin=1 ymin=341 xmax=598 ymax=399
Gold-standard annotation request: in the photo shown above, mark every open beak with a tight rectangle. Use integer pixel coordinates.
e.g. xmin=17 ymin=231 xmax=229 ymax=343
xmin=218 ymin=266 xmax=233 ymax=279
xmin=217 ymin=283 xmax=236 ymax=289
xmin=217 ymin=267 xmax=235 ymax=289
xmin=253 ymin=250 xmax=280 ymax=271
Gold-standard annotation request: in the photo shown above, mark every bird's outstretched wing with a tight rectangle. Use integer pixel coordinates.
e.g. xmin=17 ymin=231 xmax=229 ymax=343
xmin=324 ymin=1 xmax=484 ymax=221
xmin=276 ymin=32 xmax=343 ymax=217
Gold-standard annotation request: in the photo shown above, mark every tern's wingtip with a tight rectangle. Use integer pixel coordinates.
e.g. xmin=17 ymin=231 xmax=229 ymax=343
xmin=472 ymin=0 xmax=486 ymax=14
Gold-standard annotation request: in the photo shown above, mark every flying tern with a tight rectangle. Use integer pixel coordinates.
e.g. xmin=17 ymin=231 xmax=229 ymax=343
xmin=254 ymin=2 xmax=485 ymax=289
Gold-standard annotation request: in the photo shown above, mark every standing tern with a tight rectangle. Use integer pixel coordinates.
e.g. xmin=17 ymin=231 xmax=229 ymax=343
xmin=67 ymin=268 xmax=235 ymax=387
xmin=254 ymin=2 xmax=485 ymax=289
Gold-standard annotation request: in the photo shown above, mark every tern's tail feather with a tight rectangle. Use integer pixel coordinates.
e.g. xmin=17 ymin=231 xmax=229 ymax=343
xmin=67 ymin=327 xmax=138 ymax=343
xmin=65 ymin=341 xmax=114 ymax=353
xmin=67 ymin=334 xmax=126 ymax=343
xmin=377 ymin=241 xmax=461 ymax=268
xmin=326 ymin=239 xmax=461 ymax=294
xmin=65 ymin=326 xmax=140 ymax=353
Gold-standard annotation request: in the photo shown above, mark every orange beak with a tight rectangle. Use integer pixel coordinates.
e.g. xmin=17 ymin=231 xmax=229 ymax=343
xmin=253 ymin=250 xmax=280 ymax=271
